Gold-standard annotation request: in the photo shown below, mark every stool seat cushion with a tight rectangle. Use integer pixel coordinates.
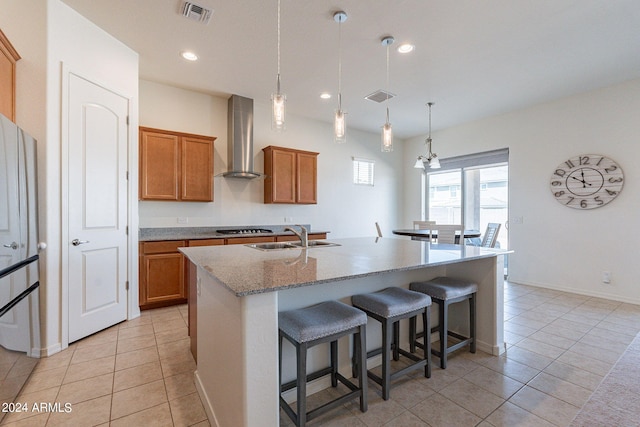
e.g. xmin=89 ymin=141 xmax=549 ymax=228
xmin=279 ymin=301 xmax=367 ymax=343
xmin=410 ymin=277 xmax=478 ymax=301
xmin=352 ymin=287 xmax=431 ymax=318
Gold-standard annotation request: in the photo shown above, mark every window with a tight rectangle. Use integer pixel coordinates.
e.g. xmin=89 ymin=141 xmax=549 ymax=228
xmin=353 ymin=158 xmax=374 ymax=186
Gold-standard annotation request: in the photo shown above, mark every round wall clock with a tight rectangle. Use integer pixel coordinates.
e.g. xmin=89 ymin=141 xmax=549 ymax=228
xmin=550 ymin=154 xmax=623 ymax=209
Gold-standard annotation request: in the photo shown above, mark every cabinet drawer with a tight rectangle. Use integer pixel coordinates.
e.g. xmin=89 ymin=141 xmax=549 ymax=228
xmin=188 ymin=239 xmax=225 ymax=247
xmin=141 ymin=240 xmax=186 ymax=254
xmin=225 ymin=236 xmax=275 ymax=245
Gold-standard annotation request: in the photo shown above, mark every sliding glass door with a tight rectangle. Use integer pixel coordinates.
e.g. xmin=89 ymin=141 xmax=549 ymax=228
xmin=425 ymin=149 xmax=509 ymax=261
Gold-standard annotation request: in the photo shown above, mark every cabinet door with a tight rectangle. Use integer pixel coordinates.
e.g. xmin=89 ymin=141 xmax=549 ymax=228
xmin=182 ymin=136 xmax=213 ymax=201
xmin=267 ymin=149 xmax=296 ymax=203
xmin=140 ymin=252 xmax=186 ymax=307
xmin=139 ymin=130 xmax=180 ymax=200
xmin=297 ymin=152 xmax=317 ymax=204
xmin=0 ymin=30 xmax=20 ymax=122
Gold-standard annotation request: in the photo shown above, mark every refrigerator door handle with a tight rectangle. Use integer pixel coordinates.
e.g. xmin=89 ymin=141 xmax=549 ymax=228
xmin=71 ymin=239 xmax=90 ymax=246
xmin=3 ymin=242 xmax=18 ymax=250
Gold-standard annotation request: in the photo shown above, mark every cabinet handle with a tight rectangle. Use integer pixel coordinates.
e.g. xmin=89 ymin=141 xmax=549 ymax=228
xmin=71 ymin=239 xmax=90 ymax=246
xmin=2 ymin=242 xmax=18 ymax=250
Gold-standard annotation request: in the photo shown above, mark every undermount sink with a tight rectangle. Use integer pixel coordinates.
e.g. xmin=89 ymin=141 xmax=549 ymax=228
xmin=246 ymin=241 xmax=341 ymax=251
xmin=246 ymin=243 xmax=298 ymax=251
xmin=291 ymin=241 xmax=341 ymax=248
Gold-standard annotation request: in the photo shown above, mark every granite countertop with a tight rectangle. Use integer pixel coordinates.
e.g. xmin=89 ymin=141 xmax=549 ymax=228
xmin=139 ymin=225 xmax=329 ymax=242
xmin=179 ymin=237 xmax=509 ymax=297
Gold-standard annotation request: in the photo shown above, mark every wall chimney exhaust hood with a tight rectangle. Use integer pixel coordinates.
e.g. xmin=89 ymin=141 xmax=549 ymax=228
xmin=222 ymin=95 xmax=262 ymax=179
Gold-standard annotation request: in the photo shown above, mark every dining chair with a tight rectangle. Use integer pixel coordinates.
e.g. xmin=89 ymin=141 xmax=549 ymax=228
xmin=480 ymin=223 xmax=501 ymax=248
xmin=375 ymin=222 xmax=383 ymax=238
xmin=413 ymin=220 xmax=436 ymax=230
xmin=432 ymin=224 xmax=464 ymax=244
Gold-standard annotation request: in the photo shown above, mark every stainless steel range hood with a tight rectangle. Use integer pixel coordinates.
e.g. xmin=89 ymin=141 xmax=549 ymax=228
xmin=223 ymin=95 xmax=262 ymax=179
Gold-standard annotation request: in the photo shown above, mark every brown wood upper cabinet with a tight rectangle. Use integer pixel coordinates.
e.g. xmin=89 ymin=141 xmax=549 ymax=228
xmin=263 ymin=145 xmax=318 ymax=204
xmin=139 ymin=127 xmax=216 ymax=201
xmin=0 ymin=29 xmax=20 ymax=122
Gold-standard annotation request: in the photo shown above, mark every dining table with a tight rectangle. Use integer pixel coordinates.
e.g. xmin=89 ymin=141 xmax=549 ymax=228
xmin=392 ymin=228 xmax=481 ymax=243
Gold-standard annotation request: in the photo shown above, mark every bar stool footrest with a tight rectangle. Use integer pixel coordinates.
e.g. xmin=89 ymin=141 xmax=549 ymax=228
xmin=280 ymin=371 xmax=363 ymax=424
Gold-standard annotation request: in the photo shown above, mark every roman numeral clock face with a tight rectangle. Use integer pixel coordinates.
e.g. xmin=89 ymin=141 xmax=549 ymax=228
xmin=550 ymin=155 xmax=623 ymax=209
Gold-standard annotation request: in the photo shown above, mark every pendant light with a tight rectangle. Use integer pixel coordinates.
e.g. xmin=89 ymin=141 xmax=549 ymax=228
xmin=333 ymin=11 xmax=347 ymax=143
xmin=271 ymin=0 xmax=286 ymax=131
xmin=414 ymin=102 xmax=441 ymax=169
xmin=381 ymin=36 xmax=394 ymax=152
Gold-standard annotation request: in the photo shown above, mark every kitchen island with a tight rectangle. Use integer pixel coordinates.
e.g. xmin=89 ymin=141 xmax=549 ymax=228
xmin=180 ymin=237 xmax=508 ymax=427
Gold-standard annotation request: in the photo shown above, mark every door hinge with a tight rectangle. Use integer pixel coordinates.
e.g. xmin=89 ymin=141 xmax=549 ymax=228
xmin=125 ymin=281 xmax=129 ymax=291
xmin=126 ymin=115 xmax=130 ymax=125
xmin=126 ymin=226 xmax=129 ymax=235
xmin=126 ymin=171 xmax=129 ymax=180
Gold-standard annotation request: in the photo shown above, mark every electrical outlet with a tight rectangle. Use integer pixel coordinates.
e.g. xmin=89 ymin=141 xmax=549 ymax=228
xmin=602 ymin=271 xmax=611 ymax=284
xmin=177 ymin=217 xmax=188 ymax=224
xmin=511 ymin=216 xmax=523 ymax=224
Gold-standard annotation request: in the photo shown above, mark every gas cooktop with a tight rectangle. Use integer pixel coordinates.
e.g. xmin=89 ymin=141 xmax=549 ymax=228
xmin=216 ymin=228 xmax=273 ymax=235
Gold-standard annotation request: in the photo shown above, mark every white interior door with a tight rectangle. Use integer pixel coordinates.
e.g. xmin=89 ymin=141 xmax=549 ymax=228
xmin=67 ymin=74 xmax=129 ymax=343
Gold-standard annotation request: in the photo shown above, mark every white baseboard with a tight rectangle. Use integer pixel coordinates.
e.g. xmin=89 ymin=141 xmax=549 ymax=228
xmin=194 ymin=370 xmax=220 ymax=427
xmin=507 ymin=278 xmax=640 ymax=305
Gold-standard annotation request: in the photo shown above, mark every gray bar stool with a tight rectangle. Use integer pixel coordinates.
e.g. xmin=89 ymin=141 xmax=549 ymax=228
xmin=351 ymin=287 xmax=432 ymax=400
xmin=279 ymin=300 xmax=368 ymax=427
xmin=410 ymin=277 xmax=477 ymax=369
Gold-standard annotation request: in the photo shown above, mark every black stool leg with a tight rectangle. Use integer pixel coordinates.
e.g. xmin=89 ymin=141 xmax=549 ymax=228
xmin=330 ymin=340 xmax=338 ymax=387
xmin=352 ymin=334 xmax=358 ymax=379
xmin=296 ymin=342 xmax=307 ymax=427
xmin=381 ymin=318 xmax=392 ymax=400
xmin=440 ymin=300 xmax=448 ymax=369
xmin=470 ymin=293 xmax=476 ymax=353
xmin=279 ymin=333 xmax=284 ymax=392
xmin=409 ymin=316 xmax=417 ymax=353
xmin=423 ymin=306 xmax=431 ymax=378
xmin=392 ymin=320 xmax=400 ymax=361
xmin=356 ymin=325 xmax=368 ymax=412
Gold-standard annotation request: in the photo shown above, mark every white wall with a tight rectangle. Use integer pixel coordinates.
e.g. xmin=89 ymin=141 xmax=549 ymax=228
xmin=404 ymin=79 xmax=640 ymax=303
xmin=1 ymin=0 xmax=139 ymax=354
xmin=139 ymin=80 xmax=404 ymax=238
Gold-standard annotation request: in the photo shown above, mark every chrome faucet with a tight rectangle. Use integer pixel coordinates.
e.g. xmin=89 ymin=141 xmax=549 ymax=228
xmin=284 ymin=225 xmax=308 ymax=248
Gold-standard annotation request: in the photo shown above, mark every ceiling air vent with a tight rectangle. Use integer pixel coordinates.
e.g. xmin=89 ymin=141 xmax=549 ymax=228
xmin=181 ymin=1 xmax=213 ymax=24
xmin=365 ymin=90 xmax=396 ymax=103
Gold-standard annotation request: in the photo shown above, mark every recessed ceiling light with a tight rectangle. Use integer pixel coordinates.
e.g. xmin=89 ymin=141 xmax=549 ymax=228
xmin=320 ymin=92 xmax=332 ymax=99
xmin=397 ymin=44 xmax=415 ymax=53
xmin=181 ymin=51 xmax=198 ymax=61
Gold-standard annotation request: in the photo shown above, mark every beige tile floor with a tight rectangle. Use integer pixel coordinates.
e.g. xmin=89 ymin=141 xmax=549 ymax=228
xmin=0 ymin=304 xmax=209 ymax=427
xmin=2 ymin=282 xmax=639 ymax=427
xmin=280 ymin=282 xmax=640 ymax=427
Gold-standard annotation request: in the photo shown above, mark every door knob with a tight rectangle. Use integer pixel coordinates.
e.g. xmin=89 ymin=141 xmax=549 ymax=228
xmin=2 ymin=241 xmax=18 ymax=250
xmin=71 ymin=239 xmax=90 ymax=246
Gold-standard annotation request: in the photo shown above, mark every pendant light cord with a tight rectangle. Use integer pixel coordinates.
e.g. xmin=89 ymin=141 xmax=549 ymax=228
xmin=337 ymin=15 xmax=343 ymax=109
xmin=385 ymin=43 xmax=390 ymax=122
xmin=276 ymin=0 xmax=281 ymax=92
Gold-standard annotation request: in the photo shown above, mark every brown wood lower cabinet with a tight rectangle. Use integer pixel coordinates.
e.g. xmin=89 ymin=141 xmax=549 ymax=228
xmin=139 ymin=240 xmax=187 ymax=310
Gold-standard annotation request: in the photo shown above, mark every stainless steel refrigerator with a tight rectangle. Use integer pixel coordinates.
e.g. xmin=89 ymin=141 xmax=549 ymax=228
xmin=0 ymin=113 xmax=41 ymax=417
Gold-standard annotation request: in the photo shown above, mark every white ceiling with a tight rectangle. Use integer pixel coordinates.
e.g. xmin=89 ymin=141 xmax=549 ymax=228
xmin=61 ymin=0 xmax=640 ymax=139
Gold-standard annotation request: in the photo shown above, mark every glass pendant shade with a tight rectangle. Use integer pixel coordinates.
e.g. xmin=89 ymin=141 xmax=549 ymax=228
xmin=429 ymin=155 xmax=441 ymax=169
xmin=334 ymin=109 xmax=346 ymax=143
xmin=414 ymin=158 xmax=425 ymax=169
xmin=271 ymin=91 xmax=286 ymax=131
xmin=381 ymin=122 xmax=393 ymax=152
